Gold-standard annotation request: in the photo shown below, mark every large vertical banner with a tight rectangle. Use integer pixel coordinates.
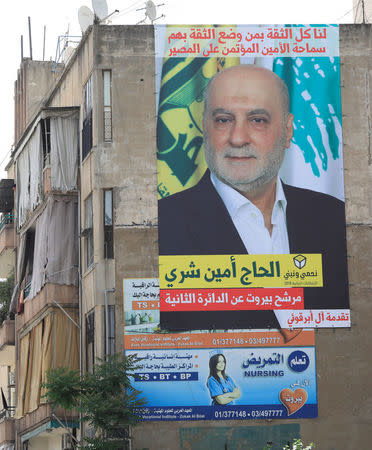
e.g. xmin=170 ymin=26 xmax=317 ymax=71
xmin=156 ymin=25 xmax=350 ymax=330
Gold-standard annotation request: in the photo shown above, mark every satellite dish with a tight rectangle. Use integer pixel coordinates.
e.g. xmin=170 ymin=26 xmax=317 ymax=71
xmin=92 ymin=0 xmax=109 ymax=20
xmin=78 ymin=6 xmax=94 ymax=33
xmin=145 ymin=1 xmax=157 ymax=22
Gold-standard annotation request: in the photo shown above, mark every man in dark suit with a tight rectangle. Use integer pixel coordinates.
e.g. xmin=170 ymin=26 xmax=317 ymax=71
xmin=158 ymin=65 xmax=348 ymax=330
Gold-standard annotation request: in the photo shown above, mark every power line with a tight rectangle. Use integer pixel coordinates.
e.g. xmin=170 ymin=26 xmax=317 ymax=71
xmin=334 ymin=3 xmax=359 ymax=22
xmin=0 ymin=148 xmax=12 ymax=171
xmin=113 ymin=0 xmax=146 ymax=19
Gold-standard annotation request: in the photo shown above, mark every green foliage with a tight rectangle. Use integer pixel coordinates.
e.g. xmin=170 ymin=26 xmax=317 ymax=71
xmin=42 ymin=353 xmax=145 ymax=449
xmin=80 ymin=437 xmax=130 ymax=450
xmin=0 ymin=273 xmax=14 ymax=325
xmin=41 ymin=367 xmax=81 ymax=410
xmin=283 ymin=438 xmax=315 ymax=450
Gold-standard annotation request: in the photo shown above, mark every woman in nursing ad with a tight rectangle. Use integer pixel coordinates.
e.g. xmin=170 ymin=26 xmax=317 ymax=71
xmin=207 ymin=352 xmax=241 ymax=405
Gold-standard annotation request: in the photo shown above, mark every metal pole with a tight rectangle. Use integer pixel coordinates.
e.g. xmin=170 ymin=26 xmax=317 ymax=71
xmin=43 ymin=26 xmax=46 ymax=61
xmin=28 ymin=16 xmax=33 ymax=59
xmin=20 ymin=35 xmax=23 ymax=61
xmin=104 ymin=288 xmax=115 ymax=359
xmin=52 ymin=299 xmax=80 ymax=329
xmin=77 ymin=193 xmax=83 ymax=444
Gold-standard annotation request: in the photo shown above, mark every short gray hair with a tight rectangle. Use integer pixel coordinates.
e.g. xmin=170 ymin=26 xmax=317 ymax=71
xmin=203 ymin=65 xmax=290 ymax=122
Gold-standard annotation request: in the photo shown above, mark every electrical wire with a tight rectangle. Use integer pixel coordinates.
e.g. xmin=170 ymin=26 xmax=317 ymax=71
xmin=0 ymin=148 xmax=12 ymax=170
xmin=334 ymin=2 xmax=360 ymax=22
xmin=112 ymin=0 xmax=147 ymax=20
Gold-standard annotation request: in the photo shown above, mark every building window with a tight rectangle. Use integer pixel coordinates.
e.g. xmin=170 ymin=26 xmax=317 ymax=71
xmin=84 ymin=194 xmax=93 ymax=269
xmin=103 ymin=189 xmax=113 ymax=259
xmin=86 ymin=311 xmax=95 ymax=373
xmin=23 ymin=229 xmax=35 ymax=299
xmin=103 ymin=70 xmax=112 ymax=142
xmin=107 ymin=305 xmax=115 ymax=356
xmin=40 ymin=118 xmax=51 ymax=166
xmin=82 ymin=76 xmax=93 ymax=160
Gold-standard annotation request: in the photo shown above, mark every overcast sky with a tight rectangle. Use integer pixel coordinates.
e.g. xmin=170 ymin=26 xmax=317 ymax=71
xmin=0 ymin=0 xmax=354 ymax=175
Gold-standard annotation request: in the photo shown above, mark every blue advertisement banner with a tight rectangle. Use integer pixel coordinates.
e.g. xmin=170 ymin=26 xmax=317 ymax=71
xmin=127 ymin=346 xmax=317 ymax=421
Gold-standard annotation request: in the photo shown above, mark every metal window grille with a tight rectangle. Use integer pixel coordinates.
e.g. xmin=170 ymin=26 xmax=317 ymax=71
xmin=103 ymin=70 xmax=112 ymax=142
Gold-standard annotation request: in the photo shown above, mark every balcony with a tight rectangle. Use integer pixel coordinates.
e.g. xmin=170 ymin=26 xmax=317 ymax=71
xmin=0 ymin=180 xmax=14 ymax=213
xmin=17 ymin=403 xmax=78 ymax=437
xmin=0 ymin=321 xmax=15 ymax=367
xmin=0 ymin=407 xmax=15 ymax=448
xmin=16 ymin=283 xmax=78 ymax=331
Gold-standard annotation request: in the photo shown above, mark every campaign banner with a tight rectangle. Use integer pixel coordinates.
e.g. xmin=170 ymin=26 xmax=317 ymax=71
xmin=156 ymin=24 xmax=349 ymax=330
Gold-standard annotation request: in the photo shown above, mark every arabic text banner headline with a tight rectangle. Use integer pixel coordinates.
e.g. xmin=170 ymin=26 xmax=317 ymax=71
xmin=160 ymin=288 xmax=304 ymax=311
xmin=160 ymin=254 xmax=323 ymax=289
xmin=164 ymin=26 xmax=339 ymax=58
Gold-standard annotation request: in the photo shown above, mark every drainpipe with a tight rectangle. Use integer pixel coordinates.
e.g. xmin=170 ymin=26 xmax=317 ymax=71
xmin=104 ymin=288 xmax=115 ymax=360
xmin=78 ymin=193 xmax=83 ymax=443
xmin=78 ymin=194 xmax=82 ymax=377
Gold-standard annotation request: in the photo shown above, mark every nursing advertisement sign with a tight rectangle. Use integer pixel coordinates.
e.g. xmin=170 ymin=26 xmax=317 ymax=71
xmin=123 ymin=278 xmax=317 ymax=421
xmin=156 ymin=25 xmax=349 ymax=329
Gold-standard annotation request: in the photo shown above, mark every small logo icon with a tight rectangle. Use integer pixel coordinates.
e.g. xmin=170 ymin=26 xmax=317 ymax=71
xmin=279 ymin=388 xmax=308 ymax=415
xmin=287 ymin=350 xmax=310 ymax=372
xmin=293 ymin=254 xmax=306 ymax=269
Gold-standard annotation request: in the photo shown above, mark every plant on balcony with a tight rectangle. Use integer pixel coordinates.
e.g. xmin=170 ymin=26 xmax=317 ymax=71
xmin=42 ymin=353 xmax=145 ymax=449
xmin=0 ymin=272 xmax=14 ymax=325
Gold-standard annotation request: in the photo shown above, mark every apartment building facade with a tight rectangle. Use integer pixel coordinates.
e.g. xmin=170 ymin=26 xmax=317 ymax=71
xmin=0 ymin=23 xmax=370 ymax=449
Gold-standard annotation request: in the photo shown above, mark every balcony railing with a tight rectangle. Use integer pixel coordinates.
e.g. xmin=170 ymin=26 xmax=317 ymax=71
xmin=24 ymin=281 xmax=31 ymax=299
xmin=0 ymin=407 xmax=15 ymax=421
xmin=0 ymin=214 xmax=13 ymax=233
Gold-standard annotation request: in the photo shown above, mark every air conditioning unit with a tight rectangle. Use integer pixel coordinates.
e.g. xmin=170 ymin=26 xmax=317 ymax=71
xmin=61 ymin=433 xmax=74 ymax=450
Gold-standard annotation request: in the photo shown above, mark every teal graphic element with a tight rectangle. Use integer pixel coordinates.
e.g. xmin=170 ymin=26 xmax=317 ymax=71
xmin=274 ymin=54 xmax=342 ymax=177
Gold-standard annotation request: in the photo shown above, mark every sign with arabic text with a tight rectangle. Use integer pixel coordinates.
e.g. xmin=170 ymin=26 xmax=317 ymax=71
xmin=127 ymin=337 xmax=317 ymax=421
xmin=165 ymin=26 xmax=339 ymax=58
xmin=156 ymin=24 xmax=349 ymax=329
xmin=160 ymin=288 xmax=304 ymax=312
xmin=160 ymin=254 xmax=323 ymax=289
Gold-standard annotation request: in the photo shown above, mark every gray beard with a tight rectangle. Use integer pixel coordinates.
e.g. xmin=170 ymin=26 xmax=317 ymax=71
xmin=203 ymin=135 xmax=286 ymax=193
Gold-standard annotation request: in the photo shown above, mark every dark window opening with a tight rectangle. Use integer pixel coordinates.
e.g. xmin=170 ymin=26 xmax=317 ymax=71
xmin=22 ymin=229 xmax=35 ymax=299
xmin=104 ymin=189 xmax=113 ymax=259
xmin=86 ymin=311 xmax=95 ymax=373
xmin=82 ymin=77 xmax=93 ymax=160
xmin=84 ymin=195 xmax=93 ymax=269
xmin=82 ymin=109 xmax=93 ymax=160
xmin=40 ymin=118 xmax=51 ymax=166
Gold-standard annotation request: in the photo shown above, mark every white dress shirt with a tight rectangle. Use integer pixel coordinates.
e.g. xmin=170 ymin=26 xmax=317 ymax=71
xmin=210 ymin=172 xmax=290 ymax=255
